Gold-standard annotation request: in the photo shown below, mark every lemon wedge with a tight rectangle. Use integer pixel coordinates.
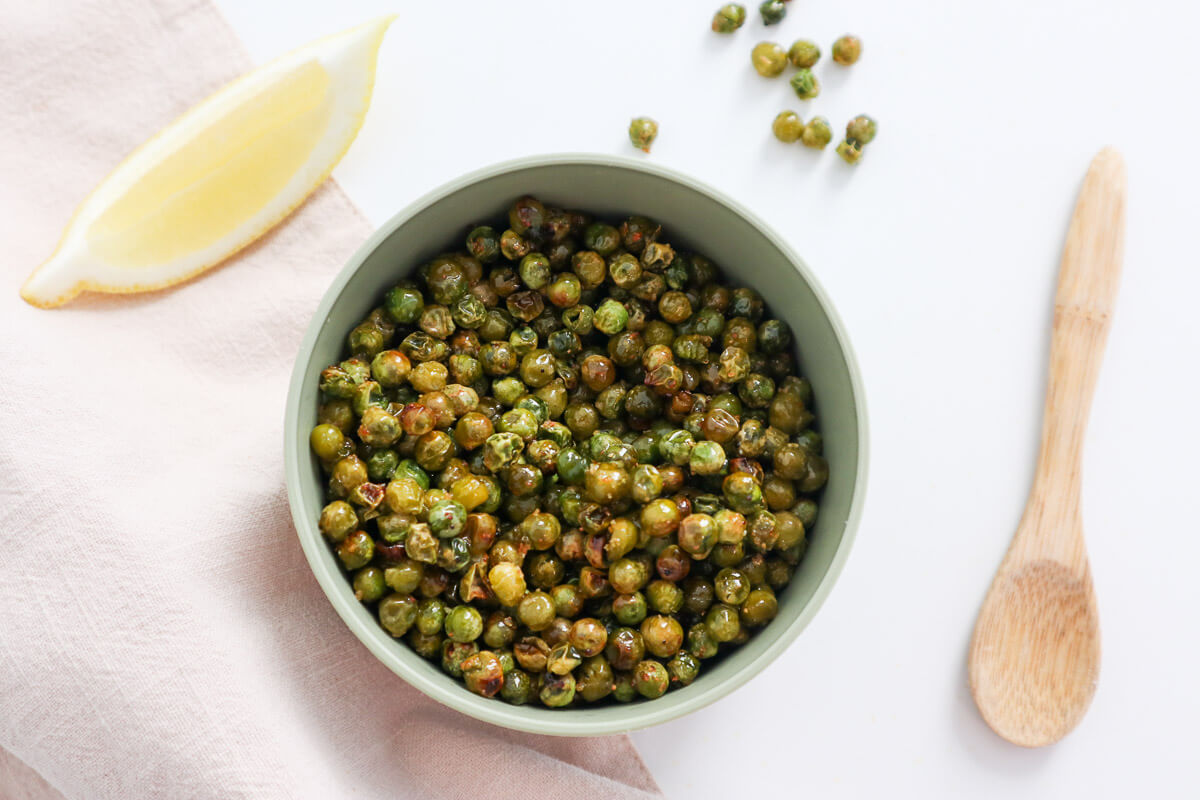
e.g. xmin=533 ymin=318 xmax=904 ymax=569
xmin=20 ymin=16 xmax=394 ymax=308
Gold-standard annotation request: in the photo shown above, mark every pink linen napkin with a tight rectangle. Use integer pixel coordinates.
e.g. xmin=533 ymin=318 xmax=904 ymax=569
xmin=0 ymin=1 xmax=662 ymax=797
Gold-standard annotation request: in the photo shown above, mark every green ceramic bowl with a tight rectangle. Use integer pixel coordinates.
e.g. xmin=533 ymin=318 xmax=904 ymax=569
xmin=284 ymin=154 xmax=867 ymax=736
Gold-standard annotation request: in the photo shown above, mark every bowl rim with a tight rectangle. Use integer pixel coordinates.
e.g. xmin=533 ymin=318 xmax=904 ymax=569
xmin=284 ymin=152 xmax=869 ymax=736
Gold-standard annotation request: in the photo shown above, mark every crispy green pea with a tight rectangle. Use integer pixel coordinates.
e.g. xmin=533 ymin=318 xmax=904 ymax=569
xmin=836 ymin=139 xmax=863 ymax=164
xmin=569 ymin=618 xmax=609 ymax=658
xmin=668 ymin=651 xmax=701 ymax=687
xmin=687 ymin=624 xmax=719 ymax=659
xmin=466 ymin=226 xmax=500 ymax=263
xmin=518 ymin=253 xmax=551 ymax=290
xmin=613 ymin=671 xmax=637 ymax=702
xmin=742 ymin=586 xmax=780 ymax=626
xmin=415 ymin=596 xmax=447 ymax=635
xmin=501 ymin=669 xmax=534 ymax=704
xmin=309 ymin=423 xmax=345 ymax=461
xmin=640 ymin=498 xmax=682 ymax=538
xmin=378 ymin=593 xmax=418 ymax=637
xmin=633 ymin=660 xmax=670 ymax=699
xmin=517 ymin=591 xmax=557 ymax=631
xmin=846 ymin=114 xmax=878 ymax=145
xmin=613 ymin=593 xmax=648 ymax=626
xmin=799 ymin=454 xmax=830 ymax=492
xmin=711 ymin=3 xmax=746 ymax=33
xmin=751 ymin=42 xmax=787 ymax=77
xmin=705 ymin=603 xmax=742 ymax=642
xmin=646 ymin=580 xmax=684 ymax=615
xmin=427 ymin=499 xmax=466 ymax=538
xmin=689 ymin=440 xmax=727 ymax=476
xmin=714 ymin=568 xmax=752 ymax=605
xmin=641 ymin=615 xmax=684 ymax=658
xmin=404 ymin=524 xmax=438 ymax=564
xmin=461 ymin=650 xmax=505 ymax=697
xmin=799 ymin=116 xmax=832 ymax=148
xmin=336 ymin=530 xmax=374 ymax=570
xmin=759 ymin=0 xmax=786 ymax=25
xmin=319 ymin=500 xmax=357 ymax=543
xmin=577 ymin=656 xmax=616 ymax=702
xmin=788 ymin=39 xmax=820 ymax=68
xmin=384 ymin=284 xmax=425 ymax=324
xmin=628 ymin=117 xmax=659 ymax=153
xmin=489 ymin=562 xmax=527 ymax=607
xmin=724 ymin=471 xmax=763 ymax=513
xmin=594 ymin=298 xmax=629 ymax=335
xmin=348 ymin=322 xmax=385 ymax=356
xmin=547 ymin=273 xmax=582 ymax=308
xmin=790 ymin=69 xmax=820 ymax=100
xmin=677 ymin=513 xmax=718 ymax=559
xmin=792 ymin=497 xmax=819 ymax=528
xmin=540 ymin=671 xmax=576 ymax=707
xmin=772 ymin=111 xmax=804 ymax=143
xmin=384 ymin=559 xmax=424 ymax=595
xmin=352 ymin=567 xmax=386 ymax=602
xmin=445 ymin=604 xmax=484 ymax=642
xmin=441 ymin=640 xmax=479 ymax=677
xmin=631 ymin=464 xmax=664 ymax=503
xmin=832 ymin=34 xmax=862 ymax=65
xmin=585 ymin=461 xmax=631 ymax=504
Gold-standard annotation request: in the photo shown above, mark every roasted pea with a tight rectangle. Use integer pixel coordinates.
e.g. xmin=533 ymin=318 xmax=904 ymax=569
xmin=711 ymin=3 xmax=747 ymax=32
xmin=705 ymin=603 xmax=742 ymax=642
xmin=609 ymin=557 xmax=651 ymax=595
xmin=628 ymin=117 xmax=659 ymax=153
xmin=836 ymin=139 xmax=863 ymax=164
xmin=799 ymin=454 xmax=829 ymax=492
xmin=759 ymin=0 xmax=786 ymax=25
xmin=379 ymin=593 xmax=418 ymax=637
xmin=646 ymin=580 xmax=684 ymax=615
xmin=633 ymin=660 xmax=670 ymax=699
xmin=685 ymin=624 xmax=718 ymax=660
xmin=569 ymin=618 xmax=609 ymax=657
xmin=667 ymin=652 xmax=701 ymax=687
xmin=788 ymin=39 xmax=820 ymax=68
xmin=800 ymin=116 xmax=833 ymax=149
xmin=500 ymin=668 xmax=533 ymax=704
xmin=677 ymin=513 xmax=718 ymax=558
xmin=788 ymin=68 xmax=820 ymax=100
xmin=751 ymin=42 xmax=788 ymax=77
xmin=489 ymin=562 xmax=526 ymax=607
xmin=846 ymin=114 xmax=877 ymax=146
xmin=741 ymin=587 xmax=779 ymax=626
xmin=772 ymin=111 xmax=804 ymax=143
xmin=540 ymin=671 xmax=576 ymax=707
xmin=832 ymin=34 xmax=862 ymax=65
xmin=577 ymin=656 xmax=616 ymax=702
xmin=613 ymin=592 xmax=649 ymax=626
xmin=517 ymin=591 xmax=556 ymax=631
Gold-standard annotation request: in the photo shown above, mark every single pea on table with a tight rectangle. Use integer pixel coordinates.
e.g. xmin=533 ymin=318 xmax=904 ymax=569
xmin=311 ymin=194 xmax=828 ymax=708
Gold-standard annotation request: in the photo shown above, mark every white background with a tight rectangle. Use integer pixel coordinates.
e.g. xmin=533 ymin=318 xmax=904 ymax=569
xmin=215 ymin=1 xmax=1199 ymax=796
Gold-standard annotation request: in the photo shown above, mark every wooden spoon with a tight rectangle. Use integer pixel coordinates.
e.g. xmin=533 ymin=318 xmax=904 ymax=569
xmin=968 ymin=148 xmax=1126 ymax=748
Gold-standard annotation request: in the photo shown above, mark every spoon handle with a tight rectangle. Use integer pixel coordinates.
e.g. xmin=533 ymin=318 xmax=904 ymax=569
xmin=1031 ymin=148 xmax=1127 ymax=511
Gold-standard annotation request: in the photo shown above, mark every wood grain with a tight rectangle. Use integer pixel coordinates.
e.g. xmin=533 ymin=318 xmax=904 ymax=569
xmin=968 ymin=148 xmax=1126 ymax=748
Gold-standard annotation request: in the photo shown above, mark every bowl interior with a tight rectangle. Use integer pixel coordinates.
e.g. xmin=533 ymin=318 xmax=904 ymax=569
xmin=286 ymin=155 xmax=866 ymax=736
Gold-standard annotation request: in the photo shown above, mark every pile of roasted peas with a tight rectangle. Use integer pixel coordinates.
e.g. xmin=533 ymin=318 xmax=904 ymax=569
xmin=311 ymin=195 xmax=827 ymax=707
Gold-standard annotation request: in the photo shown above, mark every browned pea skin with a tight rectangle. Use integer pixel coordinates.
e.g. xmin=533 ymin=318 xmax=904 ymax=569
xmin=461 ymin=650 xmax=505 ymax=697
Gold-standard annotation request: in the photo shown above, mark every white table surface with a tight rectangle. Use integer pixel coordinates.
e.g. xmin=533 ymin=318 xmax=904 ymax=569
xmin=216 ymin=1 xmax=1199 ymax=795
